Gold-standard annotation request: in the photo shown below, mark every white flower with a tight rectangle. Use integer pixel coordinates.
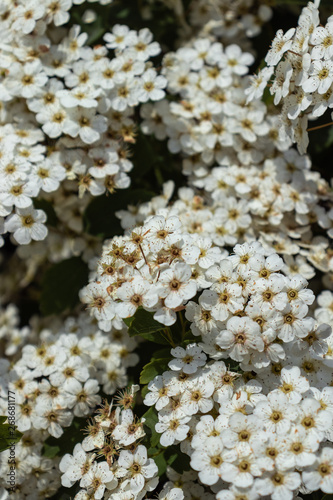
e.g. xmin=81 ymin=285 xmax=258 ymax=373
xmin=302 ymin=60 xmax=333 ymax=94
xmin=265 ymin=28 xmax=296 ymax=67
xmin=216 ymin=317 xmax=264 ymax=362
xmin=104 ymin=25 xmax=137 ymax=51
xmin=144 ymin=375 xmax=171 ymax=410
xmin=80 ymin=461 xmax=116 ymax=499
xmin=11 ymin=1 xmax=45 ymax=34
xmin=168 ymin=344 xmax=206 ymax=374
xmin=220 ymin=442 xmax=262 ymax=488
xmin=59 ymin=444 xmax=92 ymax=487
xmin=245 ymin=67 xmax=273 ymax=103
xmin=190 ymin=437 xmax=236 ymax=486
xmin=302 ymin=446 xmax=333 ymax=493
xmin=180 ymin=378 xmax=214 ymax=415
xmin=253 ymin=392 xmax=298 ymax=434
xmin=136 ymin=69 xmax=167 ymax=102
xmin=276 ymin=366 xmax=310 ymax=404
xmin=5 ymin=207 xmax=47 ymax=244
xmin=158 ymin=487 xmax=184 ymax=500
xmin=277 ymin=425 xmax=319 ymax=470
xmin=155 ymin=414 xmax=191 ymax=447
xmin=144 ymin=215 xmax=181 ymax=251
xmin=7 ymin=61 xmax=48 ymax=99
xmin=116 ymin=278 xmax=158 ymax=318
xmin=33 ymin=400 xmax=72 ymax=438
xmin=116 ymin=445 xmax=158 ymax=493
xmin=64 ymin=379 xmax=101 ymax=417
xmin=311 ymin=22 xmax=333 ymax=60
xmin=256 ymin=470 xmax=301 ymax=500
xmin=297 ymin=398 xmax=332 ymax=441
xmin=112 ymin=409 xmax=145 ymax=446
xmin=158 ymin=262 xmax=197 ymax=309
xmin=201 ymin=283 xmax=244 ymax=322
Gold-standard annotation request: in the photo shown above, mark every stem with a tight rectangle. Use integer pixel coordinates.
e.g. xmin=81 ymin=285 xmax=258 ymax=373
xmin=307 ymin=121 xmax=333 ymax=132
xmin=287 ymin=49 xmax=302 ymax=57
xmin=163 ymin=328 xmax=175 ymax=348
xmin=178 ymin=311 xmax=186 ymax=340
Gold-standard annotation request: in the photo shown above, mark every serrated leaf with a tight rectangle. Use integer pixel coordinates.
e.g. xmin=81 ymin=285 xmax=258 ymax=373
xmin=165 ymin=445 xmax=191 ymax=473
xmin=153 ymin=450 xmax=167 ymax=475
xmin=140 ymin=357 xmax=171 ymax=384
xmin=43 ymin=443 xmax=60 ymax=458
xmin=0 ymin=420 xmax=23 ymax=453
xmin=125 ymin=308 xmax=171 ymax=345
xmin=40 ymin=257 xmax=89 ymax=316
xmin=141 ymin=385 xmax=149 ymax=400
xmin=142 ymin=407 xmax=160 ymax=448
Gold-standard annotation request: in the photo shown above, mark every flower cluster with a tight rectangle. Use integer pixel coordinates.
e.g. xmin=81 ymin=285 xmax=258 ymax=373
xmin=147 ymin=351 xmax=333 ymax=499
xmin=2 ymin=0 xmax=333 ymax=499
xmin=141 ymin=37 xmax=280 ymax=181
xmin=0 ymin=309 xmax=138 ymax=498
xmin=140 ymin=245 xmax=333 ymax=499
xmin=246 ymin=0 xmax=333 ymax=153
xmin=0 ymin=1 xmax=166 ymax=246
xmin=186 ymin=0 xmax=272 ymax=41
xmin=59 ymin=398 xmax=159 ymax=500
xmin=116 ymin=174 xmax=333 ymax=290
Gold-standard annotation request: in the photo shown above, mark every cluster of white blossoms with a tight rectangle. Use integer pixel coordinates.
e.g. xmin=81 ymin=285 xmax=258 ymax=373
xmin=0 ymin=309 xmax=138 ymax=498
xmin=0 ymin=0 xmax=166 ymax=246
xmin=136 ymin=33 xmax=333 ymax=287
xmin=139 ymin=244 xmax=333 ymax=499
xmin=246 ymin=0 xmax=333 ymax=154
xmin=186 ymin=0 xmax=272 ymax=41
xmin=141 ymin=37 xmax=282 ymax=181
xmin=2 ymin=0 xmax=333 ymax=499
xmin=58 ymin=397 xmax=187 ymax=500
xmin=116 ymin=176 xmax=333 ymax=290
xmin=146 ymin=352 xmax=333 ymax=499
xmin=79 ymin=224 xmax=333 ymax=498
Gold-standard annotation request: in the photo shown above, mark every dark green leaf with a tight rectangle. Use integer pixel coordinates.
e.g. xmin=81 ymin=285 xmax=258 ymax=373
xmin=131 ymin=131 xmax=156 ymax=179
xmin=125 ymin=308 xmax=170 ymax=345
xmin=43 ymin=418 xmax=86 ymax=457
xmin=117 ymin=8 xmax=130 ymax=18
xmin=43 ymin=443 xmax=61 ymax=458
xmin=33 ymin=198 xmax=58 ymax=227
xmin=0 ymin=420 xmax=23 ymax=453
xmin=165 ymin=445 xmax=191 ymax=473
xmin=153 ymin=450 xmax=167 ymax=475
xmin=40 ymin=257 xmax=88 ymax=316
xmin=140 ymin=357 xmax=171 ymax=384
xmin=83 ymin=189 xmax=155 ymax=238
xmin=142 ymin=407 xmax=160 ymax=448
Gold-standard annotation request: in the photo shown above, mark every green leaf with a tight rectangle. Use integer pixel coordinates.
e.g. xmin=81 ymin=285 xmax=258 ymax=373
xmin=0 ymin=419 xmax=23 ymax=453
xmin=131 ymin=131 xmax=156 ymax=179
xmin=43 ymin=443 xmax=61 ymax=458
xmin=142 ymin=407 xmax=160 ymax=448
xmin=165 ymin=445 xmax=191 ymax=473
xmin=152 ymin=449 xmax=167 ymax=476
xmin=33 ymin=198 xmax=58 ymax=227
xmin=40 ymin=257 xmax=89 ymax=316
xmin=140 ymin=357 xmax=171 ymax=384
xmin=43 ymin=417 xmax=86 ymax=457
xmin=125 ymin=308 xmax=170 ymax=345
xmin=83 ymin=189 xmax=155 ymax=238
